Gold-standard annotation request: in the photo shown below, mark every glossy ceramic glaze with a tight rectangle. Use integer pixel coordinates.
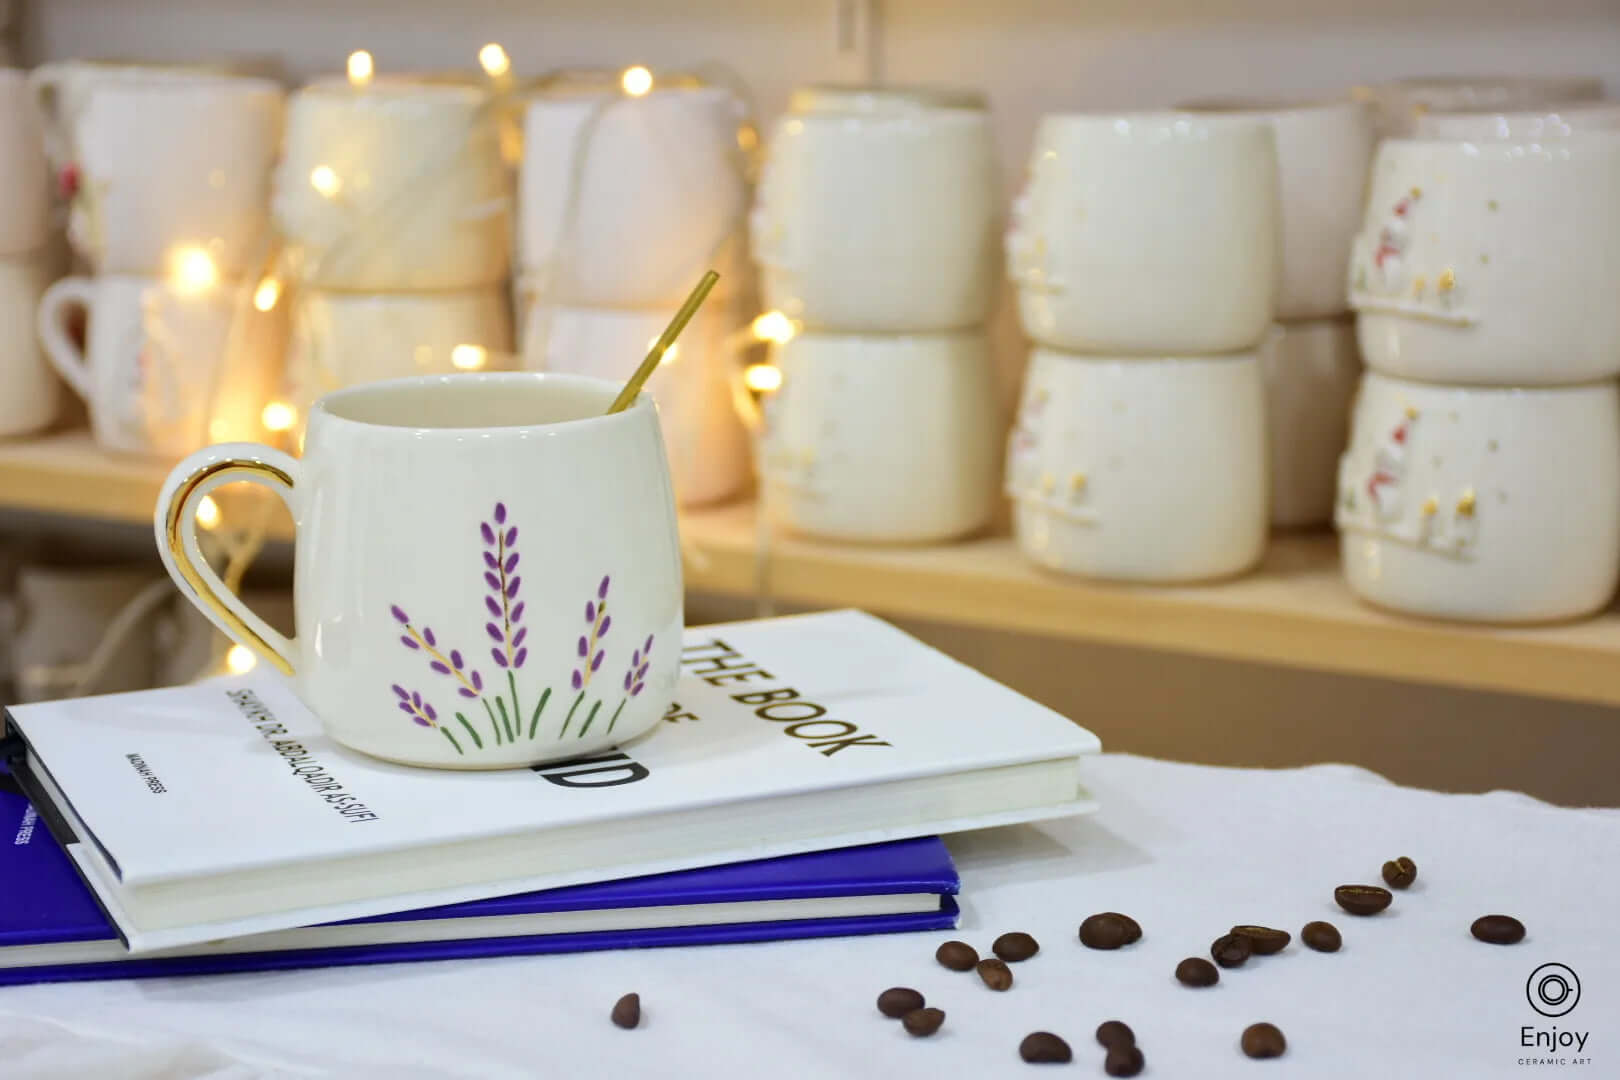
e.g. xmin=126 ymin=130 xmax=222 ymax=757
xmin=155 ymin=373 xmax=683 ymax=768
xmin=275 ymin=78 xmax=510 ymax=291
xmin=1349 ymin=134 xmax=1620 ymax=385
xmin=1337 ymin=371 xmax=1620 ymax=623
xmin=761 ymin=331 xmax=997 ymax=542
xmin=1009 ymin=112 xmax=1279 ymax=353
xmin=1259 ymin=319 xmax=1362 ymax=528
xmin=1008 ymin=349 xmax=1268 ymax=582
xmin=0 ymin=251 xmax=59 ymax=437
xmin=1179 ymin=98 xmax=1374 ymax=319
xmin=1414 ymin=102 xmax=1620 ymax=140
xmin=1355 ymin=75 xmax=1605 ymax=136
xmin=754 ymin=89 xmax=996 ymax=331
xmin=0 ymin=69 xmax=50 ymax=256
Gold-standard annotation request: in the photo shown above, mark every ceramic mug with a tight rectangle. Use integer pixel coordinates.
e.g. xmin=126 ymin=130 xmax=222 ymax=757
xmin=1178 ymin=98 xmax=1374 ymax=320
xmin=0 ymin=69 xmax=50 ymax=255
xmin=523 ymin=302 xmax=750 ymax=508
xmin=753 ymin=85 xmax=997 ymax=332
xmin=1009 ymin=112 xmax=1279 ymax=354
xmin=1258 ymin=319 xmax=1361 ymax=528
xmin=1413 ymin=102 xmax=1620 ymax=140
xmin=38 ymin=274 xmax=283 ymax=456
xmin=1354 ymin=75 xmax=1605 ymax=136
xmin=1008 ymin=349 xmax=1268 ymax=582
xmin=155 ymin=372 xmax=683 ymax=769
xmin=760 ymin=329 xmax=998 ymax=542
xmin=275 ymin=77 xmax=511 ymax=291
xmin=1348 ymin=133 xmax=1620 ymax=385
xmin=518 ymin=85 xmax=747 ymax=308
xmin=1336 ymin=371 xmax=1620 ymax=623
xmin=0 ymin=251 xmax=61 ymax=437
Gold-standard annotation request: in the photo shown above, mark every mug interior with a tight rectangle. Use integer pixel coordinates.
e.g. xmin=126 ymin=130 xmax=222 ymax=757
xmin=317 ymin=374 xmax=630 ymax=430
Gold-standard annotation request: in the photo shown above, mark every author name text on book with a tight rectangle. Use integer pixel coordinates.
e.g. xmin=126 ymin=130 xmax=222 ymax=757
xmin=226 ymin=689 xmax=381 ymax=823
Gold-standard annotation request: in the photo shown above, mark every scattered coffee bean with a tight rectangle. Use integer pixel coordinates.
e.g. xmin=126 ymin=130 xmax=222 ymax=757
xmin=1471 ymin=914 xmax=1526 ymax=945
xmin=1176 ymin=956 xmax=1220 ymax=987
xmin=1211 ymin=932 xmax=1253 ymax=968
xmin=1104 ymin=1045 xmax=1145 ymax=1077
xmin=936 ymin=939 xmax=980 ymax=971
xmin=1334 ymin=884 xmax=1393 ymax=916
xmin=1095 ymin=1020 xmax=1135 ymax=1049
xmin=610 ymin=992 xmax=641 ymax=1029
xmin=1241 ymin=1022 xmax=1287 ymax=1059
xmin=1079 ymin=912 xmax=1136 ymax=950
xmin=1301 ymin=920 xmax=1342 ymax=953
xmin=902 ymin=1007 xmax=946 ymax=1037
xmin=994 ymin=931 xmax=1040 ymax=962
xmin=1231 ymin=925 xmax=1291 ymax=955
xmin=1019 ymin=1032 xmax=1073 ymax=1064
xmin=977 ymin=957 xmax=1014 ymax=991
xmin=877 ymin=987 xmax=925 ymax=1018
xmin=1382 ymin=856 xmax=1418 ymax=889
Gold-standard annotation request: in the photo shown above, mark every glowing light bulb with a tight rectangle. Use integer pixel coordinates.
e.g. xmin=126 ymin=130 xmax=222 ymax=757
xmin=743 ymin=363 xmax=783 ymax=393
xmin=310 ymin=165 xmax=342 ymax=198
xmin=751 ymin=311 xmax=796 ymax=345
xmin=262 ymin=401 xmax=297 ymax=432
xmin=226 ymin=645 xmax=257 ymax=674
xmin=253 ymin=277 xmax=282 ymax=312
xmin=450 ymin=344 xmax=488 ymax=371
xmin=169 ymin=247 xmax=219 ymax=293
xmin=195 ymin=495 xmax=222 ymax=530
xmin=347 ymin=50 xmax=374 ymax=87
xmin=621 ymin=65 xmax=653 ymax=97
xmin=478 ymin=43 xmax=511 ymax=79
xmin=737 ymin=124 xmax=759 ymax=153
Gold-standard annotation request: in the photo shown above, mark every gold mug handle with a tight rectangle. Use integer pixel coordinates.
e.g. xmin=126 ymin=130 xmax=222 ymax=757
xmin=155 ymin=443 xmax=301 ymax=676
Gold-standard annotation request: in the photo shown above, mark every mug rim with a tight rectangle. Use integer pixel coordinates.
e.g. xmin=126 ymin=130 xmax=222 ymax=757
xmin=789 ymin=82 xmax=987 ymax=113
xmin=1379 ymin=129 xmax=1620 ymax=151
xmin=310 ymin=371 xmax=652 ymax=435
xmin=1177 ymin=95 xmax=1369 ymax=116
xmin=299 ymin=74 xmax=491 ymax=104
xmin=1037 ymin=110 xmax=1273 ymax=135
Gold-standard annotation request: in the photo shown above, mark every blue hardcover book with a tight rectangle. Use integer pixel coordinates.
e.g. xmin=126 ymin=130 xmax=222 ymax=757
xmin=0 ymin=784 xmax=958 ymax=986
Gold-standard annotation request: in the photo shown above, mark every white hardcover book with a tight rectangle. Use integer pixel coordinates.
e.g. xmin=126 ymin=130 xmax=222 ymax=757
xmin=4 ymin=611 xmax=1100 ymax=952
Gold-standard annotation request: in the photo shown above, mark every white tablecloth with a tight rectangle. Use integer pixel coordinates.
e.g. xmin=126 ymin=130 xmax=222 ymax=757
xmin=3 ymin=754 xmax=1616 ymax=1078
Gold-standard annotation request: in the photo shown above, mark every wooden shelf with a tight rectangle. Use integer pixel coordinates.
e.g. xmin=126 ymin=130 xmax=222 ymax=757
xmin=5 ymin=432 xmax=1620 ymax=706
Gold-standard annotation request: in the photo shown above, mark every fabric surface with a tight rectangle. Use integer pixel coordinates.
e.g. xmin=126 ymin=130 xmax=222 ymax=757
xmin=1 ymin=754 xmax=1614 ymax=1078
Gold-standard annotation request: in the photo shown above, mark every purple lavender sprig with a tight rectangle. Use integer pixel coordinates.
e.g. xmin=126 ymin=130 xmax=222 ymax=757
xmin=481 ymin=502 xmax=528 ymax=671
xmin=390 ymin=605 xmax=485 ymax=700
xmin=622 ymin=634 xmax=653 ymax=698
xmin=571 ymin=575 xmax=611 ymax=691
xmin=392 ymin=684 xmax=438 ymax=727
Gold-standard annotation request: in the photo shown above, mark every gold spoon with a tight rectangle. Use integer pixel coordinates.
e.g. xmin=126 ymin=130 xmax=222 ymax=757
xmin=606 ymin=270 xmax=721 ymax=414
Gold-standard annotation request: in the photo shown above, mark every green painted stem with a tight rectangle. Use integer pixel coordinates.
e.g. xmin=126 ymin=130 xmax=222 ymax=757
xmin=496 ymin=697 xmax=514 ymax=742
xmin=559 ymin=691 xmax=584 ymax=737
xmin=507 ymin=671 xmax=522 ymax=740
xmin=483 ymin=699 xmax=503 ymax=745
xmin=577 ymin=699 xmax=603 ymax=737
xmin=456 ymin=713 xmax=483 ymax=749
xmin=529 ymin=686 xmax=552 ymax=739
xmin=440 ymin=728 xmax=464 ymax=755
xmin=606 ymin=699 xmax=626 ymax=733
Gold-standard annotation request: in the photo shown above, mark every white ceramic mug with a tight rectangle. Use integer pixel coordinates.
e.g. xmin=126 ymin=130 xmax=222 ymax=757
xmin=38 ymin=274 xmax=283 ymax=456
xmin=1258 ymin=319 xmax=1361 ymax=528
xmin=275 ymin=77 xmax=510 ymax=291
xmin=0 ymin=251 xmax=61 ymax=437
xmin=759 ymin=330 xmax=997 ymax=542
xmin=1178 ymin=98 xmax=1374 ymax=320
xmin=1008 ymin=349 xmax=1268 ymax=582
xmin=1348 ymin=133 xmax=1620 ymax=385
xmin=0 ymin=69 xmax=50 ymax=255
xmin=1336 ymin=371 xmax=1620 ymax=623
xmin=1414 ymin=102 xmax=1620 ymax=140
xmin=155 ymin=373 xmax=682 ymax=769
xmin=523 ymin=302 xmax=750 ymax=508
xmin=1009 ymin=112 xmax=1279 ymax=354
xmin=286 ymin=288 xmax=514 ymax=403
xmin=519 ymin=85 xmax=747 ymax=308
xmin=753 ymin=85 xmax=997 ymax=332
xmin=1354 ymin=75 xmax=1605 ymax=136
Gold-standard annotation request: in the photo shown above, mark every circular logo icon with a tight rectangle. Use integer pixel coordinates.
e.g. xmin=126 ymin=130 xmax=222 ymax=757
xmin=1527 ymin=963 xmax=1581 ymax=1017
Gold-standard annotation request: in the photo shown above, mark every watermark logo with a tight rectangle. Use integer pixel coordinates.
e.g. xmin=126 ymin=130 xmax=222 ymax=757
xmin=1527 ymin=963 xmax=1581 ymax=1018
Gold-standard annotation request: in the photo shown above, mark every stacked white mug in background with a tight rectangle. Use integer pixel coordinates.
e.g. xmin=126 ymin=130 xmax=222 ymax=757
xmin=1005 ymin=112 xmax=1279 ymax=581
xmin=517 ymin=77 xmax=752 ymax=508
xmin=751 ymin=85 xmax=999 ymax=542
xmin=0 ymin=67 xmax=58 ymax=440
xmin=275 ymin=76 xmax=515 ymax=411
xmin=32 ymin=64 xmax=287 ymax=456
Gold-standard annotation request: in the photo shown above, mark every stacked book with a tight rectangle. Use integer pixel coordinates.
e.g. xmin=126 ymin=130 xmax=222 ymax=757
xmin=0 ymin=610 xmax=1100 ymax=984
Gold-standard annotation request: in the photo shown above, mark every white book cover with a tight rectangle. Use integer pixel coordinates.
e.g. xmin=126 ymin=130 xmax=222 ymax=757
xmin=7 ymin=610 xmax=1100 ymax=952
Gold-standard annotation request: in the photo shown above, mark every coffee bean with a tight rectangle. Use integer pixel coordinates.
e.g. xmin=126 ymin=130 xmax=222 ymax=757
xmin=1301 ymin=920 xmax=1342 ymax=953
xmin=977 ymin=957 xmax=1014 ymax=991
xmin=1095 ymin=1020 xmax=1135 ymax=1049
xmin=877 ymin=987 xmax=925 ymax=1018
xmin=1018 ymin=1032 xmax=1072 ymax=1064
xmin=1231 ymin=925 xmax=1291 ymax=954
xmin=1382 ymin=856 xmax=1418 ymax=889
xmin=1241 ymin=1022 xmax=1286 ymax=1059
xmin=1471 ymin=914 xmax=1526 ymax=945
xmin=936 ymin=939 xmax=979 ymax=971
xmin=1211 ymin=932 xmax=1253 ymax=968
xmin=1079 ymin=912 xmax=1135 ymax=950
xmin=610 ymin=992 xmax=641 ymax=1029
xmin=993 ymin=931 xmax=1040 ymax=962
xmin=902 ymin=1007 xmax=945 ymax=1037
xmin=1334 ymin=884 xmax=1393 ymax=916
xmin=1176 ymin=956 xmax=1220 ymax=987
xmin=1104 ymin=1045 xmax=1145 ymax=1077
